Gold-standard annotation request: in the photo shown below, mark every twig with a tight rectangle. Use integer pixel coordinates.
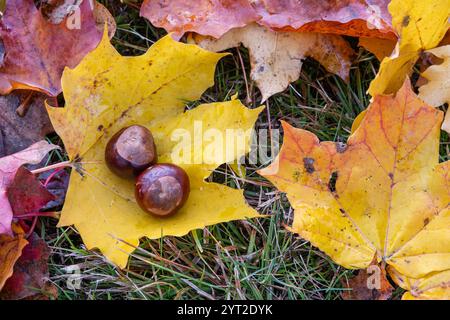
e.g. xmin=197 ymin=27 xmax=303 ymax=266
xmin=236 ymin=47 xmax=251 ymax=104
xmin=15 ymin=212 xmax=57 ymax=219
xmin=25 ymin=216 xmax=38 ymax=238
xmin=43 ymin=167 xmax=63 ymax=186
xmin=16 ymin=91 xmax=34 ymax=117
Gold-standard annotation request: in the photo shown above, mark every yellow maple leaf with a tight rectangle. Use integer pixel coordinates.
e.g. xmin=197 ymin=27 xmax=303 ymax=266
xmin=259 ymin=81 xmax=450 ymax=299
xmin=368 ymin=0 xmax=449 ymax=96
xmin=418 ymin=45 xmax=450 ymax=133
xmin=389 ymin=266 xmax=450 ymax=300
xmin=47 ymin=31 xmax=264 ymax=268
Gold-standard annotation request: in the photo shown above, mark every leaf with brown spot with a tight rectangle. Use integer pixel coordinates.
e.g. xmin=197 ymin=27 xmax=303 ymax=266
xmin=0 ymin=91 xmax=54 ymax=157
xmin=259 ymin=80 xmax=450 ymax=299
xmin=368 ymin=0 xmax=449 ymax=96
xmin=0 ymin=0 xmax=106 ymax=96
xmin=195 ymin=23 xmax=354 ymax=101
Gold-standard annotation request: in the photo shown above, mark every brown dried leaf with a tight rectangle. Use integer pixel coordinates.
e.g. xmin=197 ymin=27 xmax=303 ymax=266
xmin=342 ymin=261 xmax=394 ymax=300
xmin=195 ymin=23 xmax=354 ymax=101
xmin=0 ymin=91 xmax=54 ymax=157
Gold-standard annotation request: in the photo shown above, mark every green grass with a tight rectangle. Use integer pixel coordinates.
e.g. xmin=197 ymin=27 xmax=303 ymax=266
xmin=37 ymin=0 xmax=444 ymax=300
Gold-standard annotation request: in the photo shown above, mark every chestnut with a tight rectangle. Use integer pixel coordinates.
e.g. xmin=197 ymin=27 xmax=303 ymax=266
xmin=105 ymin=125 xmax=157 ymax=178
xmin=135 ymin=164 xmax=190 ymax=217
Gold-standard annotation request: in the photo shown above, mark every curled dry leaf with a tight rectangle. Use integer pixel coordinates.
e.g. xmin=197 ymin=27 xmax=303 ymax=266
xmin=0 ymin=91 xmax=54 ymax=157
xmin=341 ymin=260 xmax=393 ymax=300
xmin=141 ymin=0 xmax=394 ymax=39
xmin=418 ymin=45 xmax=450 ymax=133
xmin=46 ymin=31 xmax=263 ymax=268
xmin=0 ymin=141 xmax=59 ymax=235
xmin=0 ymin=0 xmax=104 ymax=96
xmin=0 ymin=224 xmax=27 ymax=290
xmin=368 ymin=0 xmax=450 ymax=96
xmin=195 ymin=23 xmax=354 ymax=101
xmin=388 ymin=266 xmax=450 ymax=300
xmin=259 ymin=81 xmax=450 ymax=299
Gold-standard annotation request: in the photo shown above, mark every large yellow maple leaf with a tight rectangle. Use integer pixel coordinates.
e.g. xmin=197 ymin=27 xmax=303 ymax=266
xmin=259 ymin=81 xmax=449 ymax=299
xmin=368 ymin=0 xmax=449 ymax=96
xmin=47 ymin=31 xmax=263 ymax=268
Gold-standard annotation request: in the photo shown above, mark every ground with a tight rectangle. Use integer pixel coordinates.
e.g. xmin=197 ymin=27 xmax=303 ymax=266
xmin=40 ymin=0 xmax=448 ymax=300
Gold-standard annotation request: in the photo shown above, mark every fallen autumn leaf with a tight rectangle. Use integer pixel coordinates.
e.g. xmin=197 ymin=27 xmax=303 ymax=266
xmin=0 ymin=0 xmax=105 ymax=96
xmin=259 ymin=80 xmax=450 ymax=299
xmin=46 ymin=30 xmax=264 ymax=267
xmin=0 ymin=140 xmax=59 ymax=235
xmin=195 ymin=23 xmax=354 ymax=101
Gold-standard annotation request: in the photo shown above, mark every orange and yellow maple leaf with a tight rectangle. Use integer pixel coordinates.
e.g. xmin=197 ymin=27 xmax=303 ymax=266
xmin=259 ymin=81 xmax=450 ymax=300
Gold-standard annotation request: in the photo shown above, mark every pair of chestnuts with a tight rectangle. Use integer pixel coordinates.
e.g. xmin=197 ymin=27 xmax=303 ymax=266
xmin=105 ymin=125 xmax=190 ymax=218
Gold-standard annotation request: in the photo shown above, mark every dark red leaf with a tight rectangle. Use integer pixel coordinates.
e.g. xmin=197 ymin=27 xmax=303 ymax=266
xmin=7 ymin=166 xmax=55 ymax=216
xmin=0 ymin=233 xmax=56 ymax=300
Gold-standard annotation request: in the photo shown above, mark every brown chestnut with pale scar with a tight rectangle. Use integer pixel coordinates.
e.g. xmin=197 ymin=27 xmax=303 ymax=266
xmin=105 ymin=125 xmax=157 ymax=178
xmin=135 ymin=164 xmax=190 ymax=217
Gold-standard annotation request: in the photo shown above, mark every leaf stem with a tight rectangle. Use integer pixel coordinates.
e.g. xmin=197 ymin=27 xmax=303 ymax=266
xmin=30 ymin=161 xmax=72 ymax=174
xmin=236 ymin=48 xmax=251 ymax=104
xmin=15 ymin=212 xmax=57 ymax=219
xmin=16 ymin=91 xmax=34 ymax=117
